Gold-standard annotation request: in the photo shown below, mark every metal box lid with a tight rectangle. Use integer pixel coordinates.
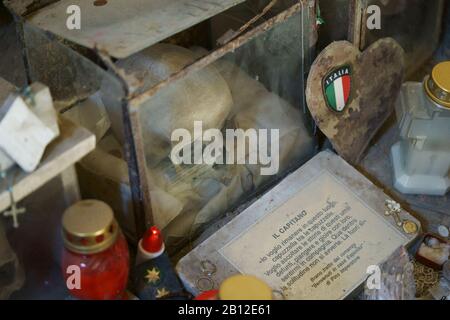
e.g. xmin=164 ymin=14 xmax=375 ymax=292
xmin=24 ymin=0 xmax=246 ymax=58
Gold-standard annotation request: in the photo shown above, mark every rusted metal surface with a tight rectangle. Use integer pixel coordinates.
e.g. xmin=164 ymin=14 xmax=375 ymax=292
xmin=97 ymin=50 xmax=150 ymax=240
xmin=216 ymin=0 xmax=279 ymax=45
xmin=347 ymin=0 xmax=367 ymax=48
xmin=128 ymin=1 xmax=307 ymax=110
xmin=127 ymin=108 xmax=155 ymax=238
xmin=4 ymin=0 xmax=58 ymax=16
xmin=25 ymin=0 xmax=248 ymax=59
xmin=122 ymin=102 xmax=151 ymax=239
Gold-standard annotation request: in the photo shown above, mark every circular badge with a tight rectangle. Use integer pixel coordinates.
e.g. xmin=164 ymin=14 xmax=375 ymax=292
xmin=402 ymin=220 xmax=418 ymax=234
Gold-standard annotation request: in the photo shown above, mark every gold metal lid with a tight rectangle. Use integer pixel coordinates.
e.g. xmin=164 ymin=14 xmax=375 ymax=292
xmin=62 ymin=200 xmax=118 ymax=255
xmin=424 ymin=61 xmax=450 ymax=109
xmin=402 ymin=220 xmax=418 ymax=235
xmin=219 ymin=275 xmax=273 ymax=300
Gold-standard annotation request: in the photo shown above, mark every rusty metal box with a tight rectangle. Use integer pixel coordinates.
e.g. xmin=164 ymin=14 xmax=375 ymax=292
xmin=6 ymin=0 xmax=318 ymax=251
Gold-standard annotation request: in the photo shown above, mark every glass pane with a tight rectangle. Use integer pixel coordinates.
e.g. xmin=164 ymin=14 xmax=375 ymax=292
xmin=123 ymin=8 xmax=316 ymax=251
xmin=23 ymin=23 xmax=124 ymax=111
xmin=362 ymin=0 xmax=443 ymax=76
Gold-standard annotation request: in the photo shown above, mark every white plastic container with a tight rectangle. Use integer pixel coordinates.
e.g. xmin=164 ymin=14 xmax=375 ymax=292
xmin=391 ymin=61 xmax=450 ymax=196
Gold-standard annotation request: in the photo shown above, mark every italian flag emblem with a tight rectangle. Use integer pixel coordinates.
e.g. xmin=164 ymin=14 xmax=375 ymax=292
xmin=323 ymin=66 xmax=352 ymax=112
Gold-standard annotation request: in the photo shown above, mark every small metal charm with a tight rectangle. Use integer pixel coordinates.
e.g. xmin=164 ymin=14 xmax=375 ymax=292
xmin=402 ymin=220 xmax=419 ymax=235
xmin=200 ymin=260 xmax=217 ymax=277
xmin=385 ymin=199 xmax=403 ymax=227
xmin=384 ymin=199 xmax=418 ymax=235
xmin=196 ymin=260 xmax=218 ymax=292
xmin=196 ymin=277 xmax=215 ymax=292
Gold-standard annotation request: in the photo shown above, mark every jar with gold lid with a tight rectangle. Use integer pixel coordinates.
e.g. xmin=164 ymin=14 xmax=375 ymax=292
xmin=219 ymin=275 xmax=274 ymax=300
xmin=391 ymin=61 xmax=450 ymax=196
xmin=61 ymin=200 xmax=129 ymax=300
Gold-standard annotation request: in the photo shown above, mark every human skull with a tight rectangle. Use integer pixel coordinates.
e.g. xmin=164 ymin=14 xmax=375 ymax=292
xmin=102 ymin=44 xmax=233 ymax=167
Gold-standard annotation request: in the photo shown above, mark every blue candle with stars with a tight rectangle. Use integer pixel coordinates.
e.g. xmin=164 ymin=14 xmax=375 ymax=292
xmin=131 ymin=227 xmax=186 ymax=300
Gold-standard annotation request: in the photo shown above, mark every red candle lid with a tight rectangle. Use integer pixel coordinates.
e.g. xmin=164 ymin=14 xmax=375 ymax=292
xmin=195 ymin=290 xmax=219 ymax=300
xmin=141 ymin=226 xmax=164 ymax=254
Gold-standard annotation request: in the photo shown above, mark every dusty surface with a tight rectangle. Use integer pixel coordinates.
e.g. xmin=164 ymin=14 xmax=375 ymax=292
xmin=0 ymin=5 xmax=27 ymax=87
xmin=306 ymin=39 xmax=405 ymax=165
xmin=359 ymin=121 xmax=450 ymax=232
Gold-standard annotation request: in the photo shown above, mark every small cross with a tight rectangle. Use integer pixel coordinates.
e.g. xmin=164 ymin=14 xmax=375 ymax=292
xmin=4 ymin=202 xmax=26 ymax=228
xmin=3 ymin=187 xmax=26 ymax=228
xmin=1 ymin=168 xmax=26 ymax=228
xmin=385 ymin=199 xmax=403 ymax=227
